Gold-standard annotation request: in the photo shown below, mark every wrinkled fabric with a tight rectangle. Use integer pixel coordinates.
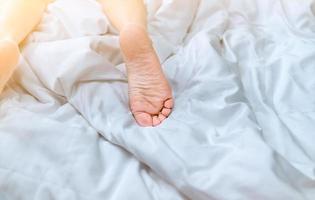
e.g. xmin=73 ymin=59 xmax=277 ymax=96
xmin=0 ymin=0 xmax=314 ymax=199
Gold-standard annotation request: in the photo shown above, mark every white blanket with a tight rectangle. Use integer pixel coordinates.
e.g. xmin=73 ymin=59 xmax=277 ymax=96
xmin=0 ymin=0 xmax=314 ymax=199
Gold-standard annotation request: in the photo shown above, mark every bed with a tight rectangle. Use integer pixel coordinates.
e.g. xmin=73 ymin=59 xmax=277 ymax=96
xmin=0 ymin=0 xmax=314 ymax=199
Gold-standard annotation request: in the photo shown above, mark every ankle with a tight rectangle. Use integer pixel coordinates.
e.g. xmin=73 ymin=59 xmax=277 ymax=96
xmin=119 ymin=23 xmax=152 ymax=45
xmin=120 ymin=23 xmax=147 ymax=34
xmin=119 ymin=24 xmax=154 ymax=59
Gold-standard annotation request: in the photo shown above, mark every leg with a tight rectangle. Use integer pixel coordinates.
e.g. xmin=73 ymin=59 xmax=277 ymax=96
xmin=0 ymin=0 xmax=51 ymax=93
xmin=99 ymin=0 xmax=174 ymax=127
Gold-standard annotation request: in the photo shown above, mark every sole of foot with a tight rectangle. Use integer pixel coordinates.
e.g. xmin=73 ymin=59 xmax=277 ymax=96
xmin=119 ymin=24 xmax=174 ymax=127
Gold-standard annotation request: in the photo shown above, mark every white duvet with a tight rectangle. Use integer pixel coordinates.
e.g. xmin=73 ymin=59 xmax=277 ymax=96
xmin=0 ymin=0 xmax=314 ymax=199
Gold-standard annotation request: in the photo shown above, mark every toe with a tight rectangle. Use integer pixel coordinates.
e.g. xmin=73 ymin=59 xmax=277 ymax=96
xmin=152 ymin=116 xmax=161 ymax=127
xmin=134 ymin=112 xmax=153 ymax=127
xmin=161 ymin=108 xmax=172 ymax=117
xmin=164 ymin=98 xmax=174 ymax=109
xmin=158 ymin=113 xmax=166 ymax=122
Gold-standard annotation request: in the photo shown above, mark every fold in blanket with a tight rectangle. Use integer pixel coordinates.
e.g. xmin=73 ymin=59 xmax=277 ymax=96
xmin=0 ymin=0 xmax=314 ymax=199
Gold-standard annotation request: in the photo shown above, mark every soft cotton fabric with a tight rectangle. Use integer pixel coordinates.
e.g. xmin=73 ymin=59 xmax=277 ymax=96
xmin=0 ymin=0 xmax=314 ymax=199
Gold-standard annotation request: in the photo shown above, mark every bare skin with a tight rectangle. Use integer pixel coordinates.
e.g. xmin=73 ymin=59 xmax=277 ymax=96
xmin=120 ymin=24 xmax=173 ymax=127
xmin=0 ymin=0 xmax=173 ymax=127
xmin=0 ymin=39 xmax=19 ymax=93
xmin=99 ymin=0 xmax=174 ymax=127
xmin=0 ymin=0 xmax=52 ymax=93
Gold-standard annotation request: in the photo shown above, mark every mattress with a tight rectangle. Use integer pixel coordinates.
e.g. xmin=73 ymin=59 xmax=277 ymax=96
xmin=0 ymin=0 xmax=314 ymax=199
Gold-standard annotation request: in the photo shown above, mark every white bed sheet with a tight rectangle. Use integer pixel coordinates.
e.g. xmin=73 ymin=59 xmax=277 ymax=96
xmin=0 ymin=0 xmax=314 ymax=199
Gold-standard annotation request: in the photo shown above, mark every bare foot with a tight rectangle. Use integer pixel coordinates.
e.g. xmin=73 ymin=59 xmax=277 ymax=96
xmin=119 ymin=24 xmax=174 ymax=127
xmin=0 ymin=39 xmax=19 ymax=94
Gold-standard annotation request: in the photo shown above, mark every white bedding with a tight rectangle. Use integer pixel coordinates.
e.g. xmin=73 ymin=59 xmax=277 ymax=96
xmin=0 ymin=0 xmax=314 ymax=199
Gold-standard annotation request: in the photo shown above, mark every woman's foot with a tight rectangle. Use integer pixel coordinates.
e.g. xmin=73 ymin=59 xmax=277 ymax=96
xmin=120 ymin=24 xmax=174 ymax=127
xmin=0 ymin=39 xmax=19 ymax=94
